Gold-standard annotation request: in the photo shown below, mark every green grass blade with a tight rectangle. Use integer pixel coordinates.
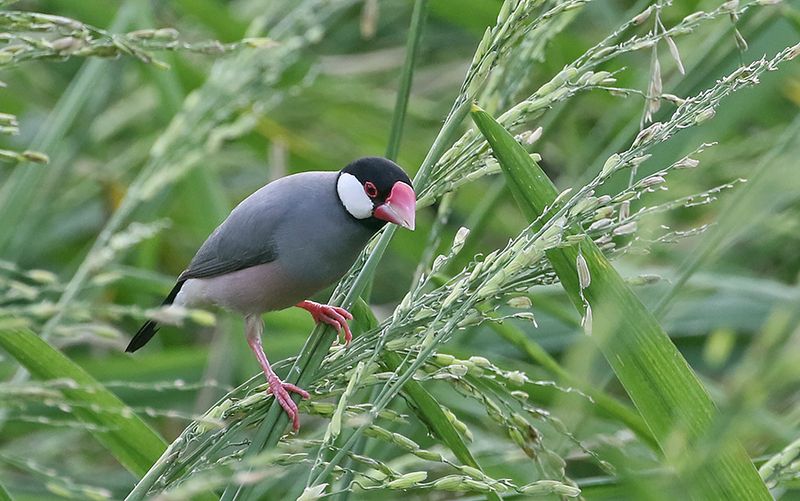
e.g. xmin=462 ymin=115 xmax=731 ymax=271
xmin=469 ymin=103 xmax=770 ymax=500
xmin=363 ymin=0 xmax=428 ymax=306
xmin=385 ymin=0 xmax=428 ymax=161
xmin=0 ymin=327 xmax=167 ymax=477
xmin=0 ymin=482 xmax=12 ymax=501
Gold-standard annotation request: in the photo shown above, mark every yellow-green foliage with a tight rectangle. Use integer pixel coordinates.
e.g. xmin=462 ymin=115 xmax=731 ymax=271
xmin=0 ymin=1 xmax=799 ymax=500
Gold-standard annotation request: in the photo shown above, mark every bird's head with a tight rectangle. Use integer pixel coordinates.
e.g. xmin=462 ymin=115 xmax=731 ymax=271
xmin=337 ymin=157 xmax=416 ymax=231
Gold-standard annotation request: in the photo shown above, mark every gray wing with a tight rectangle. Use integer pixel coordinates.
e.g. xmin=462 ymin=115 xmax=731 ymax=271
xmin=178 ymin=180 xmax=292 ymax=281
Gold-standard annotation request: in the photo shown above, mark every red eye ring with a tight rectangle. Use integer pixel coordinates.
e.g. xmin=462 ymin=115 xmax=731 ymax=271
xmin=364 ymin=181 xmax=378 ymax=198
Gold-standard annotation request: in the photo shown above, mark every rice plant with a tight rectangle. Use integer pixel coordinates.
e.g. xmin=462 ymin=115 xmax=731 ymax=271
xmin=0 ymin=0 xmax=799 ymax=499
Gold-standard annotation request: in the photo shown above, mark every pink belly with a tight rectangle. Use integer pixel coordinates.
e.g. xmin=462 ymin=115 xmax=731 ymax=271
xmin=175 ymin=262 xmax=320 ymax=315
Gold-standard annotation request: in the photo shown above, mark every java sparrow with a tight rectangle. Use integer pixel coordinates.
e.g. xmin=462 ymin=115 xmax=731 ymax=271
xmin=126 ymin=157 xmax=416 ymax=431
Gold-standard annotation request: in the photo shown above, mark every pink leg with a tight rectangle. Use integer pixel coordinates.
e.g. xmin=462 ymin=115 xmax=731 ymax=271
xmin=296 ymin=300 xmax=353 ymax=346
xmin=245 ymin=315 xmax=309 ymax=432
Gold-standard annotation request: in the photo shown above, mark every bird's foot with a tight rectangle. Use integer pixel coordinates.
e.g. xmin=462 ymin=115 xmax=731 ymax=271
xmin=297 ymin=300 xmax=353 ymax=346
xmin=265 ymin=374 xmax=310 ymax=432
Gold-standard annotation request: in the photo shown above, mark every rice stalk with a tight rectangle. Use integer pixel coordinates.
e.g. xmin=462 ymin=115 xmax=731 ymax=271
xmin=1 ymin=1 xmax=795 ymax=499
xmin=0 ymin=9 xmax=271 ymax=69
xmin=468 ymin=83 xmax=776 ymax=498
xmin=123 ymin=3 xmax=800 ymax=498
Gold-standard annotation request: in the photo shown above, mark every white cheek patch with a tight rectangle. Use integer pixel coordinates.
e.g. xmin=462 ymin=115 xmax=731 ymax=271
xmin=337 ymin=173 xmax=373 ymax=219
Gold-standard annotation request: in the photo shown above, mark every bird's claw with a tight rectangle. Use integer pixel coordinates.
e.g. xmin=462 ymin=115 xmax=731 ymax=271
xmin=266 ymin=376 xmax=309 ymax=432
xmin=298 ymin=301 xmax=353 ymax=346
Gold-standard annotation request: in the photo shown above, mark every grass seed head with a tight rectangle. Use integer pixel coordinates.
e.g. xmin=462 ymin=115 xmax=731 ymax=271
xmin=452 ymin=226 xmax=470 ymax=254
xmin=576 ymin=253 xmax=591 ymax=289
xmin=589 ymin=218 xmax=613 ymax=231
xmin=297 ymin=484 xmax=327 ymax=501
xmin=433 ymin=475 xmax=467 ymax=491
xmin=694 ymin=108 xmax=716 ymax=123
xmin=674 ymin=156 xmax=700 ymax=169
xmin=601 ymin=153 xmax=621 ymax=177
xmin=387 ymin=471 xmax=427 ymax=489
xmin=581 ymin=304 xmax=593 ymax=336
xmin=613 ymin=221 xmax=638 ymax=235
xmin=507 ymin=296 xmax=532 ymax=308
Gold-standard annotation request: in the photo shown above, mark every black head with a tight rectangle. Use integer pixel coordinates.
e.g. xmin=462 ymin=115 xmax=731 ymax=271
xmin=336 ymin=157 xmax=416 ymax=231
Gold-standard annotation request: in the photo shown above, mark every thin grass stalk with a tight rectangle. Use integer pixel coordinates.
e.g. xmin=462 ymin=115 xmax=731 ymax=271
xmin=385 ymin=0 xmax=428 ymax=161
xmin=483 ymin=311 xmax=656 ymax=448
xmin=470 ymin=103 xmax=771 ymax=500
xmin=411 ymin=192 xmax=453 ymax=288
xmin=0 ymin=481 xmax=12 ymax=501
xmin=448 ymin=178 xmax=505 ymax=272
xmin=760 ymin=435 xmax=800 ymax=489
xmin=365 ymin=300 xmax=501 ymax=501
xmin=362 ymin=0 xmax=428 ymax=301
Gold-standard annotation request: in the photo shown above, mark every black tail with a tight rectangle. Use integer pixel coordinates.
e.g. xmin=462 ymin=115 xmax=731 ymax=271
xmin=126 ymin=280 xmax=185 ymax=353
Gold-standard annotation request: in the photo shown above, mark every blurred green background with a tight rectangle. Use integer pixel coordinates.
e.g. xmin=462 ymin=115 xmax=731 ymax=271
xmin=1 ymin=0 xmax=799 ymax=499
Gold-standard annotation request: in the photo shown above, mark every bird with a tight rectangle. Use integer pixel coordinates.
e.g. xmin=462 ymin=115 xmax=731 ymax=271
xmin=126 ymin=157 xmax=416 ymax=431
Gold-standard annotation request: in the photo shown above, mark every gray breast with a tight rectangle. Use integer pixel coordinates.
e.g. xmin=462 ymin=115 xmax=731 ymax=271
xmin=176 ymin=171 xmax=375 ymax=315
xmin=273 ymin=172 xmax=375 ymax=292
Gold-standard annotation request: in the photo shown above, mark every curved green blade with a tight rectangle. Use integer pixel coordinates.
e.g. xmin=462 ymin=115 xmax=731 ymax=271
xmin=470 ymin=103 xmax=770 ymax=500
xmin=0 ymin=327 xmax=167 ymax=477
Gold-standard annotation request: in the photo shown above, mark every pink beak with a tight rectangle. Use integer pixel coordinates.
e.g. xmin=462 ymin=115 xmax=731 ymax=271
xmin=373 ymin=181 xmax=416 ymax=230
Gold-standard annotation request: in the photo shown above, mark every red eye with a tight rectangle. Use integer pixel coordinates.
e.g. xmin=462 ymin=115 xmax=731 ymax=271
xmin=364 ymin=181 xmax=378 ymax=198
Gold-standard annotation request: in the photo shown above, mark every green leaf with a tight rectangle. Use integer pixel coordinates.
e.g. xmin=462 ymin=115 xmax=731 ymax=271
xmin=469 ymin=103 xmax=770 ymax=500
xmin=0 ymin=327 xmax=167 ymax=477
xmin=385 ymin=0 xmax=428 ymax=161
xmin=0 ymin=482 xmax=13 ymax=501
